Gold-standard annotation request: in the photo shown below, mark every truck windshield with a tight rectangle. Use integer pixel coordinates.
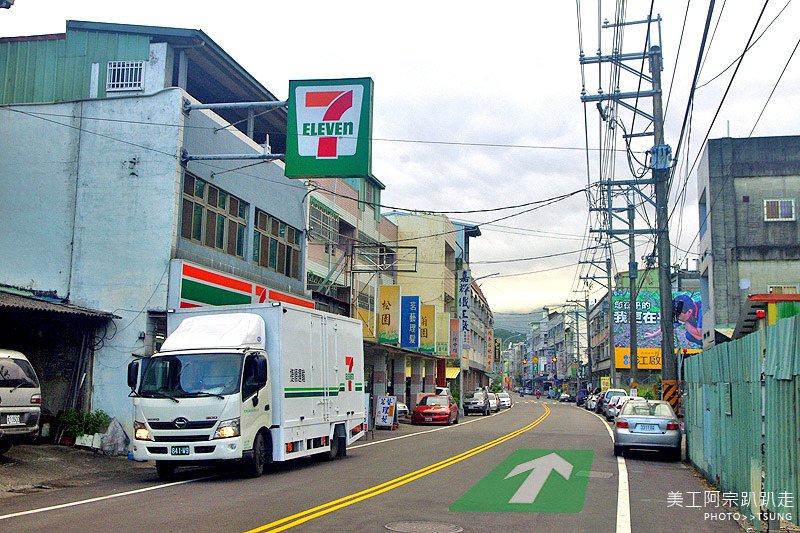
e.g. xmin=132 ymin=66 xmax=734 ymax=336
xmin=139 ymin=353 xmax=243 ymax=398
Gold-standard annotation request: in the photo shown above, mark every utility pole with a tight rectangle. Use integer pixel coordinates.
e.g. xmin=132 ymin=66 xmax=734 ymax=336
xmin=628 ymin=190 xmax=638 ymax=388
xmin=606 ymin=253 xmax=616 ymax=388
xmin=650 ymin=45 xmax=677 ymax=403
xmin=585 ymin=295 xmax=592 ymax=389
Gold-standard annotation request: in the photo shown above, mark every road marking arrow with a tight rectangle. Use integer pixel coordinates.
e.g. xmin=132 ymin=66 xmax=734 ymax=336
xmin=504 ymin=452 xmax=574 ymax=504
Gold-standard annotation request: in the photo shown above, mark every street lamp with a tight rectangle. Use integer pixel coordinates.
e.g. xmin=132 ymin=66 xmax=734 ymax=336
xmin=458 ymin=271 xmax=500 ymax=416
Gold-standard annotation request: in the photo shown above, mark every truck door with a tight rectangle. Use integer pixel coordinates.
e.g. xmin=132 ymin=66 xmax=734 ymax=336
xmin=325 ymin=317 xmax=339 ymax=422
xmin=309 ymin=314 xmax=329 ymax=422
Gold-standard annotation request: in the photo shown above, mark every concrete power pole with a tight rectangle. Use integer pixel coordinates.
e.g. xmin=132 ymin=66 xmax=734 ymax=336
xmin=650 ymin=45 xmax=677 ymax=405
xmin=585 ymin=295 xmax=592 ymax=389
xmin=628 ymin=190 xmax=638 ymax=389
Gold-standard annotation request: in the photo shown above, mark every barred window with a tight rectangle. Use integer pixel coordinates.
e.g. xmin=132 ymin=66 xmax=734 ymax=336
xmin=106 ymin=61 xmax=144 ymax=91
xmin=764 ymin=199 xmax=795 ymax=221
xmin=180 ymin=173 xmax=247 ymax=258
xmin=309 ymin=204 xmax=339 ymax=244
xmin=253 ymin=209 xmax=302 ymax=280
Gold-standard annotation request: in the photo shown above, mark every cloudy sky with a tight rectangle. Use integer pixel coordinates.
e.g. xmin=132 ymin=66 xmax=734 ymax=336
xmin=5 ymin=1 xmax=799 ymax=313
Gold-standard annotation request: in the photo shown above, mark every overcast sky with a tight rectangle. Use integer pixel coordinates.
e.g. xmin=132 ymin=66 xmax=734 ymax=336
xmin=5 ymin=1 xmax=800 ymax=313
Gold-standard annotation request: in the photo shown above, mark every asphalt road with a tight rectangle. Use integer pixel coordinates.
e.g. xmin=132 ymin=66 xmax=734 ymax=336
xmin=0 ymin=400 xmax=743 ymax=532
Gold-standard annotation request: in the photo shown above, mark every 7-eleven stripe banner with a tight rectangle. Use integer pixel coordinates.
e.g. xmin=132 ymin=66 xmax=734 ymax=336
xmin=168 ymin=259 xmax=314 ymax=310
xmin=285 ymin=77 xmax=373 ymax=179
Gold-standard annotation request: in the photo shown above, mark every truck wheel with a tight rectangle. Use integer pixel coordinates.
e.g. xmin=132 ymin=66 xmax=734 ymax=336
xmin=243 ymin=431 xmax=268 ymax=478
xmin=155 ymin=461 xmax=177 ymax=480
xmin=326 ymin=429 xmax=347 ymax=460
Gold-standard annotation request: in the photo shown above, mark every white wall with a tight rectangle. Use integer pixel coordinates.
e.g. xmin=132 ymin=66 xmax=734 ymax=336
xmin=0 ymin=90 xmax=185 ymax=431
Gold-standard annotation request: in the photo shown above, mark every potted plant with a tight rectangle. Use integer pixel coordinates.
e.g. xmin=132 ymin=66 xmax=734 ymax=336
xmin=58 ymin=409 xmax=110 ymax=446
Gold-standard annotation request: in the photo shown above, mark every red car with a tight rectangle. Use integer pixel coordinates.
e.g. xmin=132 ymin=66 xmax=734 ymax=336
xmin=411 ymin=394 xmax=459 ymax=425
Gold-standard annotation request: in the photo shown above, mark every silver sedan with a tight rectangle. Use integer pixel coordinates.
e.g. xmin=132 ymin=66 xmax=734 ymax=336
xmin=613 ymin=400 xmax=682 ymax=460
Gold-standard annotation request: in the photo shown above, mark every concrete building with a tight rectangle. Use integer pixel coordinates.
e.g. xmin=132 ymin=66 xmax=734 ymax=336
xmin=0 ymin=21 xmax=307 ymax=436
xmin=698 ymin=136 xmax=800 ymax=348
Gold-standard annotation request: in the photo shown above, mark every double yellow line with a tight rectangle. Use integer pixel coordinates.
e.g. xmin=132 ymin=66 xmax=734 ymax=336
xmin=246 ymin=403 xmax=551 ymax=533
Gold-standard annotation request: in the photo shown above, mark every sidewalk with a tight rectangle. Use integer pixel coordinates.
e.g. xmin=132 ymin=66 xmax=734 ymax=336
xmin=0 ymin=444 xmax=150 ymax=499
xmin=1 ymin=420 xmax=418 ymax=499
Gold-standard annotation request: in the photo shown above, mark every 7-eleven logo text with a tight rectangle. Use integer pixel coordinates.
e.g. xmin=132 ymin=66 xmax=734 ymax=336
xmin=296 ymin=84 xmax=363 ymax=159
xmin=345 ymin=356 xmax=355 ymax=391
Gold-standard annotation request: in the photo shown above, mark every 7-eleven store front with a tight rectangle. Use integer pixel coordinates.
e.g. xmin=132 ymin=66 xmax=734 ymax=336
xmin=167 ymin=259 xmax=315 ymax=311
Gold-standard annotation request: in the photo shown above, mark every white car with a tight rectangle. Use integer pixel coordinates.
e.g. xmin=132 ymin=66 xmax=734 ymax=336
xmin=396 ymin=402 xmax=409 ymax=419
xmin=487 ymin=393 xmax=500 ymax=413
xmin=497 ymin=392 xmax=512 ymax=409
xmin=606 ymin=395 xmax=631 ymax=420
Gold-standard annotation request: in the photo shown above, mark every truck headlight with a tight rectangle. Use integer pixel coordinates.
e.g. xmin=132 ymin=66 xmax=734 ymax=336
xmin=134 ymin=420 xmax=152 ymax=441
xmin=213 ymin=418 xmax=240 ymax=439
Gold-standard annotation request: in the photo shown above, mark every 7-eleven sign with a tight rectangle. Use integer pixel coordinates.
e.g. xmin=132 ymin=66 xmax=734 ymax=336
xmin=285 ymin=77 xmax=373 ymax=179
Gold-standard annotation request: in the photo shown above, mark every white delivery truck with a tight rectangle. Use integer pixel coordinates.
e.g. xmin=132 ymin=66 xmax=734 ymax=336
xmin=127 ymin=302 xmax=366 ymax=479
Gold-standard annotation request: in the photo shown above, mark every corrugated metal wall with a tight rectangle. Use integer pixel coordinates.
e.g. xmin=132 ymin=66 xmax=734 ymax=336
xmin=685 ymin=315 xmax=800 ymax=529
xmin=0 ymin=29 xmax=150 ymax=104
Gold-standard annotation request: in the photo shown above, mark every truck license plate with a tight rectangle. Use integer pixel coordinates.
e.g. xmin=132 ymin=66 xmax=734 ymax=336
xmin=6 ymin=414 xmax=21 ymax=425
xmin=171 ymin=446 xmax=190 ymax=456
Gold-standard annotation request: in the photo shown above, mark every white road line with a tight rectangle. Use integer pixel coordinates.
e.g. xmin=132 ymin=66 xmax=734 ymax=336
xmin=582 ymin=406 xmax=631 ymax=533
xmin=0 ymin=477 xmax=210 ymax=521
xmin=1 ymin=406 xmax=516 ymax=520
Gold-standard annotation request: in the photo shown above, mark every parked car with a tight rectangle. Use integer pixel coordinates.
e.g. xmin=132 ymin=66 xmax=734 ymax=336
xmin=463 ymin=390 xmax=490 ymax=416
xmin=576 ymin=389 xmax=589 ymax=405
xmin=411 ymin=394 xmax=459 ymax=425
xmin=585 ymin=394 xmax=597 ymax=410
xmin=0 ymin=349 xmax=42 ymax=456
xmin=487 ymin=392 xmax=500 ymax=412
xmin=613 ymin=399 xmax=681 ymax=460
xmin=497 ymin=392 xmax=512 ymax=409
xmin=606 ymin=395 xmax=631 ymax=420
xmin=396 ymin=402 xmax=409 ymax=420
xmin=558 ymin=392 xmax=572 ymax=402
xmin=435 ymin=387 xmax=451 ymax=396
xmin=601 ymin=388 xmax=628 ymax=417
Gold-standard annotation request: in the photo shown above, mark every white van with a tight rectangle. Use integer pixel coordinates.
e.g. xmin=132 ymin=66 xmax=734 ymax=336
xmin=0 ymin=350 xmax=42 ymax=455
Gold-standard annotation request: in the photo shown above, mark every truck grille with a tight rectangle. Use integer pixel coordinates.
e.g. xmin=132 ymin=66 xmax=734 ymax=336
xmin=152 ymin=435 xmax=210 ymax=442
xmin=149 ymin=420 xmax=216 ymax=430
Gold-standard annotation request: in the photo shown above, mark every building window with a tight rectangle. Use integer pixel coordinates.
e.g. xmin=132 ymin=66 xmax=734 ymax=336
xmin=253 ymin=209 xmax=302 ymax=280
xmin=764 ymin=199 xmax=795 ymax=222
xmin=768 ymin=285 xmax=798 ymax=294
xmin=309 ymin=203 xmax=339 ymax=244
xmin=180 ymin=173 xmax=247 ymax=258
xmin=106 ymin=61 xmax=145 ymax=91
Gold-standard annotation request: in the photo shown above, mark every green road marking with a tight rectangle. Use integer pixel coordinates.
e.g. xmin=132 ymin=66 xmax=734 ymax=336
xmin=450 ymin=449 xmax=593 ymax=513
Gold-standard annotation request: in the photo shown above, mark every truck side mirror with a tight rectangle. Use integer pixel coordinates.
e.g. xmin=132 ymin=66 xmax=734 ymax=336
xmin=127 ymin=360 xmax=140 ymax=390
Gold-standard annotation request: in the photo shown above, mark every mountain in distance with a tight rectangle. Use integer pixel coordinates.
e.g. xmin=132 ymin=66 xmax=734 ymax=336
xmin=493 ymin=309 xmax=546 ymax=335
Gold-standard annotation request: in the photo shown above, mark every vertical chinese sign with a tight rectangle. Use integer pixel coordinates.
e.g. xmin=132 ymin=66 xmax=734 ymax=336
xmin=378 ymin=285 xmax=401 ymax=344
xmin=457 ymin=270 xmax=472 ymax=362
xmin=449 ymin=319 xmax=460 ymax=360
xmin=400 ymin=295 xmax=421 ymax=349
xmin=419 ymin=305 xmax=436 ymax=354
xmin=486 ymin=328 xmax=494 ymax=369
xmin=435 ymin=312 xmax=450 ymax=356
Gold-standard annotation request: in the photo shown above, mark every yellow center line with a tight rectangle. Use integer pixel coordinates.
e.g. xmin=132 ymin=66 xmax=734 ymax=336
xmin=246 ymin=403 xmax=552 ymax=533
